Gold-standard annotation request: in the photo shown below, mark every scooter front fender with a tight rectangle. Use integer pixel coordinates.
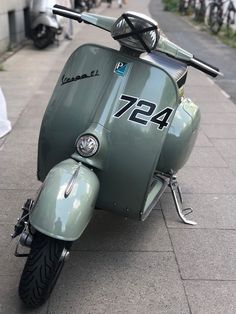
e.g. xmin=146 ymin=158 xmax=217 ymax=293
xmin=30 ymin=159 xmax=99 ymax=241
xmin=32 ymin=14 xmax=59 ymax=30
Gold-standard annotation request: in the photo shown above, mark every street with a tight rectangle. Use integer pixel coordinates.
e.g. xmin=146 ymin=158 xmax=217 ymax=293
xmin=1 ymin=0 xmax=236 ymax=313
xmin=150 ymin=0 xmax=236 ymax=104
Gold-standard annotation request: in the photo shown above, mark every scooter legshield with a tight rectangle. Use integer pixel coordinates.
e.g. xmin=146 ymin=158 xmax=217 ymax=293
xmin=38 ymin=44 xmax=179 ymax=220
xmin=30 ymin=159 xmax=99 ymax=241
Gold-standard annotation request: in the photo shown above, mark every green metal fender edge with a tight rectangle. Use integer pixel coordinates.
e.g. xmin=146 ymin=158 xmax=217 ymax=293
xmin=30 ymin=159 xmax=99 ymax=241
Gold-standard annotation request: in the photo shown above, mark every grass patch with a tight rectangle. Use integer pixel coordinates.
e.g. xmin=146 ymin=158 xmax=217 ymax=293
xmin=217 ymin=27 xmax=236 ymax=48
xmin=181 ymin=11 xmax=236 ymax=49
xmin=162 ymin=0 xmax=179 ymax=12
xmin=0 ymin=63 xmax=5 ymax=71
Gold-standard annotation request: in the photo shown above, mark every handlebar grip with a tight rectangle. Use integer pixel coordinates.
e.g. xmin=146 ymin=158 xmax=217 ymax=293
xmin=193 ymin=56 xmax=220 ymax=72
xmin=190 ymin=56 xmax=221 ymax=77
xmin=52 ymin=4 xmax=82 ymax=22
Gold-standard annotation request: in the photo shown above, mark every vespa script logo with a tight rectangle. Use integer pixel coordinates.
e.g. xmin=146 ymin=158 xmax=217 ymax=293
xmin=61 ymin=69 xmax=100 ymax=86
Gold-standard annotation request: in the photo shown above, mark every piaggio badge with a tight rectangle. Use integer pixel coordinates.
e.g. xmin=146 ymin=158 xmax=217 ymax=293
xmin=114 ymin=62 xmax=128 ymax=77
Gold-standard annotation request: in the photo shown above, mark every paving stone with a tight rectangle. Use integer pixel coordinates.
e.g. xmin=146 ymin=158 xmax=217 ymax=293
xmin=0 ymin=143 xmax=40 ymax=190
xmin=178 ymin=167 xmax=236 ymax=194
xmin=0 ymin=223 xmax=28 ymax=276
xmin=201 ymin=124 xmax=236 ymax=139
xmin=161 ymin=192 xmax=236 ymax=229
xmin=185 ymin=71 xmax=214 ymax=87
xmin=3 ymin=87 xmax=34 ymax=99
xmin=192 ymin=99 xmax=236 ymax=113
xmin=4 ymin=98 xmax=32 ymax=117
xmin=212 ymin=138 xmax=236 ymax=160
xmin=16 ymin=108 xmax=48 ymax=129
xmin=184 ymin=280 xmax=236 ymax=314
xmin=49 ymin=252 xmax=190 ymax=314
xmin=195 ymin=130 xmax=213 ymax=147
xmin=72 ymin=210 xmax=172 ymax=252
xmin=14 ymin=91 xmax=54 ymax=129
xmin=0 ymin=189 xmax=37 ymax=223
xmin=227 ymin=158 xmax=236 ymax=177
xmin=0 ymin=136 xmax=7 ymax=148
xmin=0 ymin=223 xmax=14 ymax=248
xmin=8 ymin=108 xmax=28 ymax=122
xmin=186 ymin=85 xmax=228 ymax=103
xmin=169 ymin=229 xmax=236 ymax=280
xmin=201 ymin=112 xmax=236 ymax=124
xmin=4 ymin=127 xmax=40 ymax=145
xmin=185 ymin=146 xmax=227 ymax=168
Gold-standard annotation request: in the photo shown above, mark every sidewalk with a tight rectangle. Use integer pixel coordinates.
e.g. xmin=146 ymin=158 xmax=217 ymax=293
xmin=149 ymin=0 xmax=236 ymax=104
xmin=1 ymin=1 xmax=236 ymax=313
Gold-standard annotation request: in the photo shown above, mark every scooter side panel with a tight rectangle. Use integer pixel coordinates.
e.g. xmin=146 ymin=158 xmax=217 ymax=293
xmin=30 ymin=159 xmax=99 ymax=241
xmin=37 ymin=44 xmax=179 ymax=219
xmin=157 ymin=98 xmax=201 ymax=173
xmin=31 ymin=14 xmax=58 ymax=29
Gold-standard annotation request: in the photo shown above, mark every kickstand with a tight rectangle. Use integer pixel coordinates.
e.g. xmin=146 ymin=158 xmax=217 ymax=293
xmin=169 ymin=176 xmax=197 ymax=225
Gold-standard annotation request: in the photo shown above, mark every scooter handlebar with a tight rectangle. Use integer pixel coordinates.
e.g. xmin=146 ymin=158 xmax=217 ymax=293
xmin=190 ymin=56 xmax=223 ymax=77
xmin=52 ymin=4 xmax=82 ymax=22
xmin=52 ymin=6 xmax=222 ymax=77
xmin=157 ymin=35 xmax=222 ymax=77
xmin=52 ymin=4 xmax=116 ymax=31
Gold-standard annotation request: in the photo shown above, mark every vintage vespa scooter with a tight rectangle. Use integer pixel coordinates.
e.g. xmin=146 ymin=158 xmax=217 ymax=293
xmin=11 ymin=4 xmax=221 ymax=307
xmin=29 ymin=0 xmax=64 ymax=49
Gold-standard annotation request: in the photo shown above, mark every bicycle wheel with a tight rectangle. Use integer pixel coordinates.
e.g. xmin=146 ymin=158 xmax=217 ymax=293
xmin=194 ymin=0 xmax=206 ymax=22
xmin=226 ymin=8 xmax=236 ymax=31
xmin=208 ymin=3 xmax=223 ymax=33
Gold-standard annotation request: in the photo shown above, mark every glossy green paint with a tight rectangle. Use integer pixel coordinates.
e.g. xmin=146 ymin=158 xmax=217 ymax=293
xmin=80 ymin=12 xmax=116 ymax=31
xmin=158 ymin=98 xmax=201 ymax=173
xmin=37 ymin=44 xmax=179 ymax=220
xmin=30 ymin=159 xmax=99 ymax=241
xmin=79 ymin=12 xmax=194 ymax=63
xmin=141 ymin=176 xmax=166 ymax=221
xmin=157 ymin=36 xmax=193 ymax=62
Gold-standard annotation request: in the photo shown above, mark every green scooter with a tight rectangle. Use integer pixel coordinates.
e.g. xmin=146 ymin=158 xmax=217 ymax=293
xmin=11 ymin=5 xmax=221 ymax=307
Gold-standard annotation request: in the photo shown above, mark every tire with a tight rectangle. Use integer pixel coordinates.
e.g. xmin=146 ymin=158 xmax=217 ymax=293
xmin=19 ymin=232 xmax=71 ymax=308
xmin=194 ymin=0 xmax=206 ymax=22
xmin=226 ymin=9 xmax=235 ymax=31
xmin=208 ymin=3 xmax=223 ymax=34
xmin=32 ymin=25 xmax=55 ymax=49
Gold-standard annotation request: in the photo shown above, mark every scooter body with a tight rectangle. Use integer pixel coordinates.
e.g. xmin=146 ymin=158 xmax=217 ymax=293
xmin=12 ymin=7 xmax=221 ymax=307
xmin=30 ymin=42 xmax=200 ymax=240
xmin=29 ymin=0 xmax=62 ymax=48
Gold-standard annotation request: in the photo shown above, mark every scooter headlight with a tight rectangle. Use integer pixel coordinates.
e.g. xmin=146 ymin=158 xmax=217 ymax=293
xmin=76 ymin=135 xmax=99 ymax=157
xmin=111 ymin=11 xmax=160 ymax=53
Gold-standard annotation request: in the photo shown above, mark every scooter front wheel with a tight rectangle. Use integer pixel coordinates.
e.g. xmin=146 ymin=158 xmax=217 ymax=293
xmin=18 ymin=231 xmax=71 ymax=308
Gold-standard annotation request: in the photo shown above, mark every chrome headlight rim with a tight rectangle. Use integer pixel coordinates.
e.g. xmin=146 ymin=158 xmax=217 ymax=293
xmin=76 ymin=134 xmax=99 ymax=158
xmin=111 ymin=11 xmax=160 ymax=53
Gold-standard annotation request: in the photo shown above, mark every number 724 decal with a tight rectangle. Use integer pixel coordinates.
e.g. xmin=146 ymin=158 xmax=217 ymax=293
xmin=113 ymin=94 xmax=174 ymax=130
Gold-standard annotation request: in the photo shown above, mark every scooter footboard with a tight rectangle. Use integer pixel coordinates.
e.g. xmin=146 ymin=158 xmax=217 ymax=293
xmin=30 ymin=159 xmax=99 ymax=241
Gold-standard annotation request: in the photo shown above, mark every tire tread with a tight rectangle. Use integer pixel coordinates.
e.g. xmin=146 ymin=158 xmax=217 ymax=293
xmin=18 ymin=232 xmax=67 ymax=308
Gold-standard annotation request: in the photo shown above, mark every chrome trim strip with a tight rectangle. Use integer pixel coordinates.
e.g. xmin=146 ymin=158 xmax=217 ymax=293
xmin=64 ymin=164 xmax=81 ymax=198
